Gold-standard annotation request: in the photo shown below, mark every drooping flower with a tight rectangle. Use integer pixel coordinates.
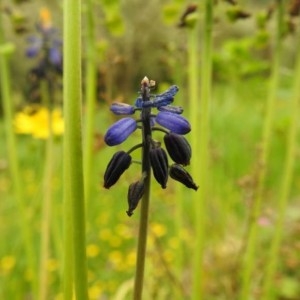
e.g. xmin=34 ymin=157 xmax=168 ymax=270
xmin=169 ymin=164 xmax=198 ymax=190
xmin=149 ymin=146 xmax=169 ymax=189
xmin=164 ymin=133 xmax=191 ymax=165
xmin=104 ymin=151 xmax=132 ymax=189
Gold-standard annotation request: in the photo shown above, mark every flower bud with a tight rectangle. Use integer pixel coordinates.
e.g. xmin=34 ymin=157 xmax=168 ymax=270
xmin=158 ymin=105 xmax=183 ymax=114
xmin=110 ymin=103 xmax=135 ymax=115
xmin=156 ymin=112 xmax=191 ymax=135
xmin=127 ymin=180 xmax=145 ymax=216
xmin=157 ymin=85 xmax=179 ymax=99
xmin=164 ymin=133 xmax=191 ymax=165
xmin=104 ymin=151 xmax=132 ymax=189
xmin=169 ymin=164 xmax=198 ymax=190
xmin=104 ymin=117 xmax=137 ymax=146
xmin=149 ymin=147 xmax=169 ymax=189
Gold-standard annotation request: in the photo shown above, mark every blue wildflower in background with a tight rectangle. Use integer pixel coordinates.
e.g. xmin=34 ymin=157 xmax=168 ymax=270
xmin=25 ymin=8 xmax=62 ymax=104
xmin=26 ymin=8 xmax=62 ymax=71
xmin=104 ymin=77 xmax=198 ymax=216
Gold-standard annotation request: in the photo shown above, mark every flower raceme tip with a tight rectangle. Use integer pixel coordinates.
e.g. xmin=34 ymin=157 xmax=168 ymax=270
xmin=103 ymin=79 xmax=198 ymax=216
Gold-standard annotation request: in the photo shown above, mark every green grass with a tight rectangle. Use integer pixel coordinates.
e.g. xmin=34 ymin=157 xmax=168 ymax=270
xmin=0 ymin=74 xmax=299 ymax=299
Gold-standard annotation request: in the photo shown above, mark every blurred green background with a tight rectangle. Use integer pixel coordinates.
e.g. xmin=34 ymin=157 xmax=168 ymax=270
xmin=0 ymin=0 xmax=299 ymax=299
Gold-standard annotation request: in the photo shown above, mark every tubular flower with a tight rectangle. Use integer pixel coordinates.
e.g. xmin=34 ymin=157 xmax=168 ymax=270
xmin=104 ymin=117 xmax=137 ymax=146
xmin=164 ymin=133 xmax=191 ymax=166
xmin=110 ymin=103 xmax=135 ymax=115
xmin=127 ymin=180 xmax=145 ymax=216
xmin=156 ymin=111 xmax=191 ymax=134
xmin=169 ymin=164 xmax=198 ymax=190
xmin=149 ymin=147 xmax=169 ymax=189
xmin=104 ymin=151 xmax=132 ymax=189
xmin=103 ymin=77 xmax=197 ymax=216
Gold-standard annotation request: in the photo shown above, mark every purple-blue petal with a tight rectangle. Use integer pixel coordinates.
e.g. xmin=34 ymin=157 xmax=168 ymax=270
xmin=110 ymin=103 xmax=135 ymax=115
xmin=156 ymin=112 xmax=191 ymax=135
xmin=104 ymin=117 xmax=137 ymax=146
xmin=135 ymin=97 xmax=143 ymax=108
xmin=158 ymin=105 xmax=183 ymax=114
xmin=49 ymin=47 xmax=62 ymax=66
xmin=26 ymin=45 xmax=41 ymax=57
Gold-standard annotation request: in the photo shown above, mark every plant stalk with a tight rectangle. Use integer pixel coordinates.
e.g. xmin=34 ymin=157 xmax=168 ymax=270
xmin=83 ymin=0 xmax=97 ymax=203
xmin=0 ymin=9 xmax=37 ymax=298
xmin=261 ymin=20 xmax=300 ymax=300
xmin=63 ymin=0 xmax=88 ymax=299
xmin=133 ymin=79 xmax=152 ymax=300
xmin=38 ymin=80 xmax=54 ymax=300
xmin=240 ymin=1 xmax=284 ymax=298
xmin=191 ymin=1 xmax=213 ymax=299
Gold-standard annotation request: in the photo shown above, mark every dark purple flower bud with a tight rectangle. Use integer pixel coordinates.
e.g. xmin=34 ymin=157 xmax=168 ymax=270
xmin=149 ymin=147 xmax=169 ymax=189
xmin=127 ymin=180 xmax=145 ymax=216
xmin=49 ymin=47 xmax=62 ymax=66
xmin=110 ymin=103 xmax=135 ymax=115
xmin=104 ymin=117 xmax=137 ymax=146
xmin=169 ymin=164 xmax=198 ymax=190
xmin=164 ymin=133 xmax=191 ymax=165
xmin=158 ymin=105 xmax=184 ymax=114
xmin=104 ymin=151 xmax=132 ymax=189
xmin=156 ymin=112 xmax=191 ymax=135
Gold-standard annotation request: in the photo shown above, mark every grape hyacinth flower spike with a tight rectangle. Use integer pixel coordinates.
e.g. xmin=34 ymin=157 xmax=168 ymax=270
xmin=103 ymin=77 xmax=198 ymax=216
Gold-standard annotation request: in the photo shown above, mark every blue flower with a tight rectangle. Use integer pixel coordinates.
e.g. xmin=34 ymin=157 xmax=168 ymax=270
xmin=156 ymin=111 xmax=191 ymax=134
xmin=104 ymin=78 xmax=197 ymax=216
xmin=104 ymin=117 xmax=137 ymax=146
xmin=25 ymin=9 xmax=62 ymax=69
xmin=110 ymin=103 xmax=135 ymax=115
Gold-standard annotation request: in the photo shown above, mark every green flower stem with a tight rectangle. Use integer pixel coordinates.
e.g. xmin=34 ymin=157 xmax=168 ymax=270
xmin=63 ymin=0 xmax=88 ymax=299
xmin=0 ymin=9 xmax=37 ymax=298
xmin=261 ymin=26 xmax=300 ymax=300
xmin=240 ymin=1 xmax=284 ymax=298
xmin=38 ymin=80 xmax=54 ymax=300
xmin=191 ymin=1 xmax=213 ymax=299
xmin=83 ymin=0 xmax=97 ymax=203
xmin=133 ymin=79 xmax=152 ymax=300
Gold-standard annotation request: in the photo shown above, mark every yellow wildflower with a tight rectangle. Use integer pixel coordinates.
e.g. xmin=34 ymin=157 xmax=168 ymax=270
xmin=46 ymin=258 xmax=58 ymax=272
xmin=40 ymin=7 xmax=52 ymax=30
xmin=0 ymin=255 xmax=16 ymax=273
xmin=150 ymin=222 xmax=167 ymax=237
xmin=86 ymin=244 xmax=100 ymax=258
xmin=14 ymin=105 xmax=64 ymax=139
xmin=88 ymin=284 xmax=103 ymax=299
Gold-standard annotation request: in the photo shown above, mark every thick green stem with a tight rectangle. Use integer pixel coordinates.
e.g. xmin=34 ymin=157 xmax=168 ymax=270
xmin=261 ymin=26 xmax=300 ymax=300
xmin=83 ymin=0 xmax=97 ymax=203
xmin=133 ymin=79 xmax=152 ymax=300
xmin=63 ymin=0 xmax=88 ymax=299
xmin=191 ymin=1 xmax=213 ymax=299
xmin=38 ymin=81 xmax=54 ymax=300
xmin=240 ymin=1 xmax=284 ymax=298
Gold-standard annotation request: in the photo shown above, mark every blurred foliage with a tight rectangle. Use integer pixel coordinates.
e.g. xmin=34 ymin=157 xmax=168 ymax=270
xmin=1 ymin=0 xmax=298 ymax=105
